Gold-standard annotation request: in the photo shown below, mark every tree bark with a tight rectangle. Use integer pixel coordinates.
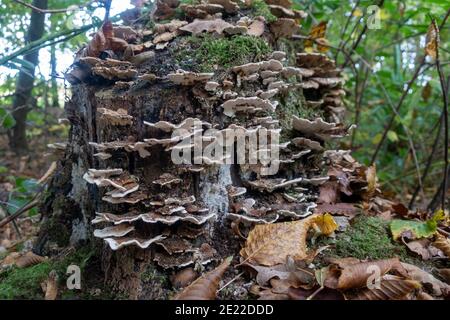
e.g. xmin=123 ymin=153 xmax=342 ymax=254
xmin=9 ymin=0 xmax=48 ymax=154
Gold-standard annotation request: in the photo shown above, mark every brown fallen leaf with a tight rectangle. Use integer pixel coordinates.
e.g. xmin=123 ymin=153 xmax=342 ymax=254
xmin=240 ymin=214 xmax=320 ymax=266
xmin=318 ymin=181 xmax=338 ymax=204
xmin=433 ymin=234 xmax=450 ymax=257
xmin=170 ymin=267 xmax=198 ymax=288
xmin=436 ymin=269 xmax=450 ymax=284
xmin=86 ymin=21 xmax=114 ymax=57
xmin=403 ymin=239 xmax=432 ymax=260
xmin=401 ymin=262 xmax=450 ymax=296
xmin=173 ymin=257 xmax=231 ymax=300
xmin=16 ymin=251 xmax=47 ymax=268
xmin=288 ymin=286 xmax=345 ymax=300
xmin=324 ymin=258 xmax=407 ymax=290
xmin=365 ymin=164 xmax=377 ymax=198
xmin=245 ymin=258 xmax=315 ymax=287
xmin=346 ymin=275 xmax=421 ymax=300
xmin=43 ymin=270 xmax=58 ymax=300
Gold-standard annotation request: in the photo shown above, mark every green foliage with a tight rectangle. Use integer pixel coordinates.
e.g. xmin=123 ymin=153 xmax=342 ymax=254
xmin=0 ymin=107 xmax=16 ymax=129
xmin=177 ymin=35 xmax=271 ymax=72
xmin=5 ymin=177 xmax=39 ymax=216
xmin=331 ymin=216 xmax=409 ymax=260
xmin=390 ymin=209 xmax=445 ymax=240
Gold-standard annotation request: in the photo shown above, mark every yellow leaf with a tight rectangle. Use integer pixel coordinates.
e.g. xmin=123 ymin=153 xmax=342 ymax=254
xmin=379 ymin=9 xmax=390 ymax=20
xmin=313 ymin=213 xmax=337 ymax=236
xmin=353 ymin=8 xmax=363 ymax=17
xmin=304 ymin=46 xmax=315 ymax=53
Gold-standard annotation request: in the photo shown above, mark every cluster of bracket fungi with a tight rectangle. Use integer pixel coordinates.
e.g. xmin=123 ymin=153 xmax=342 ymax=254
xmin=66 ymin=0 xmax=357 ymax=270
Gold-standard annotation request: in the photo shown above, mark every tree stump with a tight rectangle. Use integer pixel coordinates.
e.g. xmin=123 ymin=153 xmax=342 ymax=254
xmin=36 ymin=0 xmax=351 ymax=299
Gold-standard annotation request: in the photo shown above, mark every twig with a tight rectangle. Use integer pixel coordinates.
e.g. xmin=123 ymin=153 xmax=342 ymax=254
xmin=217 ymin=272 xmax=244 ymax=293
xmin=0 ymin=199 xmax=40 ymax=229
xmin=335 ymin=0 xmax=362 ymax=62
xmin=433 ymin=20 xmax=449 ymax=210
xmin=369 ymin=54 xmax=426 ymax=165
xmin=342 ymin=0 xmax=385 ymax=68
xmin=13 ymin=0 xmax=94 ymax=14
xmin=409 ymin=78 xmax=449 ymax=209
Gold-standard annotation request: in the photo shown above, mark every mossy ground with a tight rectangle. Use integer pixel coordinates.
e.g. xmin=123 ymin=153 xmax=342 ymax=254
xmin=0 ymin=246 xmax=110 ymax=300
xmin=175 ymin=35 xmax=271 ymax=72
xmin=316 ymin=215 xmax=410 ymax=262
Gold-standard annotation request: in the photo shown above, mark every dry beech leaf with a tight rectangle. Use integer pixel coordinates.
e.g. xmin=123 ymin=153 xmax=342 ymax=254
xmin=288 ymin=286 xmax=345 ymax=300
xmin=304 ymin=21 xmax=328 ymax=52
xmin=433 ymin=235 xmax=450 ymax=257
xmin=346 ymin=275 xmax=421 ymax=300
xmin=16 ymin=251 xmax=47 ymax=268
xmin=86 ymin=21 xmax=114 ymax=57
xmin=402 ymin=262 xmax=450 ymax=296
xmin=240 ymin=214 xmax=335 ymax=266
xmin=365 ymin=164 xmax=377 ymax=198
xmin=173 ymin=257 xmax=231 ymax=300
xmin=425 ymin=21 xmax=439 ymax=59
xmin=436 ymin=269 xmax=450 ymax=284
xmin=324 ymin=258 xmax=407 ymax=290
xmin=43 ymin=270 xmax=58 ymax=300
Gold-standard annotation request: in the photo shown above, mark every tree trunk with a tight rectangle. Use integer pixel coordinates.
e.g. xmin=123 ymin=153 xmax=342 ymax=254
xmin=35 ymin=1 xmax=349 ymax=299
xmin=9 ymin=0 xmax=48 ymax=154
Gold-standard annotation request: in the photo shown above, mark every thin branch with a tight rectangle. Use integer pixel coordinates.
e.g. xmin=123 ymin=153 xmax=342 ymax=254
xmin=335 ymin=0 xmax=361 ymax=62
xmin=13 ymin=0 xmax=94 ymax=14
xmin=433 ymin=20 xmax=449 ymax=210
xmin=342 ymin=0 xmax=385 ymax=68
xmin=369 ymin=55 xmax=426 ymax=165
xmin=409 ymin=78 xmax=449 ymax=209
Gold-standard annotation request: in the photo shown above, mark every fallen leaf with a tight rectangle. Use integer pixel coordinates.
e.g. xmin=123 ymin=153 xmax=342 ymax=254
xmin=324 ymin=258 xmax=407 ymax=290
xmin=312 ymin=213 xmax=338 ymax=236
xmin=346 ymin=275 xmax=420 ymax=300
xmin=433 ymin=234 xmax=450 ymax=258
xmin=43 ymin=270 xmax=58 ymax=300
xmin=86 ymin=21 xmax=114 ymax=57
xmin=390 ymin=210 xmax=445 ymax=241
xmin=240 ymin=214 xmax=334 ymax=266
xmin=403 ymin=239 xmax=432 ymax=260
xmin=16 ymin=251 xmax=47 ymax=268
xmin=288 ymin=286 xmax=345 ymax=300
xmin=173 ymin=257 xmax=231 ymax=300
xmin=401 ymin=262 xmax=450 ymax=296
xmin=436 ymin=269 xmax=450 ymax=284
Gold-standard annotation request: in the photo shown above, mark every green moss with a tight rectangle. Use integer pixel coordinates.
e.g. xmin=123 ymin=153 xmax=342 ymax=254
xmin=328 ymin=216 xmax=409 ymax=261
xmin=0 ymin=263 xmax=52 ymax=299
xmin=249 ymin=0 xmax=277 ymax=23
xmin=0 ymin=246 xmax=96 ymax=300
xmin=176 ymin=35 xmax=271 ymax=72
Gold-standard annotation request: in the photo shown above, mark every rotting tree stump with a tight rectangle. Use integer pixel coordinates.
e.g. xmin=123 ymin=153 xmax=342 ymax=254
xmin=35 ymin=0 xmax=355 ymax=299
